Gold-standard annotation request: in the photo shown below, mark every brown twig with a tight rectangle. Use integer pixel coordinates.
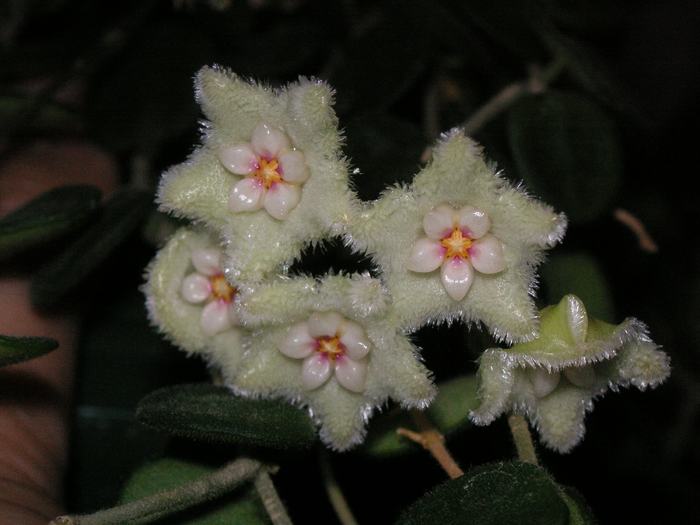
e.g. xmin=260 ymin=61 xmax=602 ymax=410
xmin=613 ymin=208 xmax=659 ymax=253
xmin=397 ymin=410 xmax=464 ymax=479
xmin=507 ymin=414 xmax=539 ymax=465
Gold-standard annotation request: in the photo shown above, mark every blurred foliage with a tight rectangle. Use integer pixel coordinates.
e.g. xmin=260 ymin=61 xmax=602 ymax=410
xmin=0 ymin=0 xmax=697 ymax=523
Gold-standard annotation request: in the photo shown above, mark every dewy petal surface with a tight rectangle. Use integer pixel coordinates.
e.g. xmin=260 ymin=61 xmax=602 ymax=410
xmin=338 ymin=321 xmax=371 ymax=360
xmin=407 ymin=238 xmax=444 ymax=272
xmin=279 ymin=322 xmax=315 ymax=359
xmin=423 ymin=204 xmax=455 ymax=239
xmin=201 ymin=300 xmax=232 ymax=335
xmin=278 ymin=150 xmax=309 ymax=183
xmin=308 ymin=311 xmax=343 ymax=338
xmin=229 ymin=178 xmax=264 ymax=212
xmin=440 ymin=258 xmax=474 ymax=301
xmin=251 ymin=122 xmax=290 ymax=158
xmin=456 ymin=206 xmax=491 ymax=239
xmin=219 ymin=144 xmax=257 ymax=175
xmin=529 ymin=368 xmax=561 ymax=398
xmin=192 ymin=248 xmax=222 ymax=276
xmin=263 ymin=182 xmax=301 ymax=220
xmin=301 ymin=353 xmax=332 ymax=390
xmin=334 ymin=357 xmax=367 ymax=393
xmin=469 ymin=234 xmax=505 ymax=274
xmin=181 ymin=273 xmax=211 ymax=304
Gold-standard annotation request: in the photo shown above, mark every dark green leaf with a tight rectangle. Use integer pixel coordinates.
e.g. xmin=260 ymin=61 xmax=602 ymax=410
xmin=558 ymin=486 xmax=597 ymax=525
xmin=0 ymin=334 xmax=58 ymax=367
xmin=120 ymin=458 xmax=269 ymax=525
xmin=344 ymin=114 xmax=425 ymax=201
xmin=541 ymin=252 xmax=615 ymax=322
xmin=0 ymin=185 xmax=100 ymax=261
xmin=330 ymin=0 xmax=430 ymax=114
xmin=362 ymin=375 xmax=478 ymax=457
xmin=88 ymin=20 xmax=214 ymax=152
xmin=136 ymin=383 xmax=317 ymax=451
xmin=397 ymin=461 xmax=569 ymax=525
xmin=507 ymin=91 xmax=623 ymax=224
xmin=30 ymin=189 xmax=152 ymax=308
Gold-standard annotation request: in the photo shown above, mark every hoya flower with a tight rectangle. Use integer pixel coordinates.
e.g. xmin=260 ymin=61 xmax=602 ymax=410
xmin=223 ymin=122 xmax=309 ymax=219
xmin=157 ymin=66 xmax=355 ymax=281
xmin=470 ymin=294 xmax=671 ymax=452
xmin=221 ymin=274 xmax=435 ymax=450
xmin=348 ymin=130 xmax=566 ymax=342
xmin=181 ymin=248 xmax=240 ymax=335
xmin=144 ymin=228 xmax=244 ymax=369
xmin=408 ymin=204 xmax=505 ymax=300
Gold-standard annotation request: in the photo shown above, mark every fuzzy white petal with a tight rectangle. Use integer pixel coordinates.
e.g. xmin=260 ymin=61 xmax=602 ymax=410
xmin=227 ymin=304 xmax=240 ymax=326
xmin=564 ymin=366 xmax=596 ymax=388
xmin=528 ymin=368 xmax=561 ymax=398
xmin=219 ymin=144 xmax=257 ymax=175
xmin=201 ymin=300 xmax=231 ymax=335
xmin=338 ymin=321 xmax=371 ymax=360
xmin=440 ymin=258 xmax=474 ymax=301
xmin=279 ymin=150 xmax=309 ymax=183
xmin=308 ymin=311 xmax=343 ymax=338
xmin=407 ymin=238 xmax=445 ymax=272
xmin=181 ymin=273 xmax=211 ymax=304
xmin=469 ymin=234 xmax=505 ymax=274
xmin=279 ymin=322 xmax=315 ymax=359
xmin=334 ymin=357 xmax=367 ymax=393
xmin=456 ymin=206 xmax=491 ymax=239
xmin=191 ymin=248 xmax=222 ymax=276
xmin=263 ymin=182 xmax=301 ymax=220
xmin=423 ymin=204 xmax=456 ymax=240
xmin=251 ymin=122 xmax=290 ymax=158
xmin=564 ymin=294 xmax=589 ymax=344
xmin=301 ymin=353 xmax=332 ymax=390
xmin=229 ymin=178 xmax=264 ymax=212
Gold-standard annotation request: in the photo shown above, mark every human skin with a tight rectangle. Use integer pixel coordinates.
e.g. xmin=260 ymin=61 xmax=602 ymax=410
xmin=0 ymin=141 xmax=117 ymax=524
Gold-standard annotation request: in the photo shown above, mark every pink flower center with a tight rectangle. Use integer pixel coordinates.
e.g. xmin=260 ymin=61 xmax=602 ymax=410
xmin=254 ymin=157 xmax=283 ymax=189
xmin=209 ymin=274 xmax=236 ymax=303
xmin=440 ymin=228 xmax=473 ymax=259
xmin=315 ymin=335 xmax=345 ymax=361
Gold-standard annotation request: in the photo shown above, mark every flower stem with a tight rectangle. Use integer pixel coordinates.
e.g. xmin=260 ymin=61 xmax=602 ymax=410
xmin=397 ymin=409 xmax=464 ymax=479
xmin=254 ymin=469 xmax=294 ymax=525
xmin=319 ymin=450 xmax=359 ymax=525
xmin=507 ymin=414 xmax=539 ymax=465
xmin=49 ymin=458 xmax=261 ymax=525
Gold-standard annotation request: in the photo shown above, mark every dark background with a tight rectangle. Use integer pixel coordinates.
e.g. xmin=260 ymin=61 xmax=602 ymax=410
xmin=2 ymin=0 xmax=698 ymax=522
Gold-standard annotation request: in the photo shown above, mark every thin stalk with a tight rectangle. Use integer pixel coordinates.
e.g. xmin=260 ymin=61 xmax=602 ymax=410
xmin=319 ymin=450 xmax=359 ymax=525
xmin=507 ymin=414 xmax=539 ymax=465
xmin=50 ymin=458 xmax=261 ymax=525
xmin=254 ymin=470 xmax=294 ymax=525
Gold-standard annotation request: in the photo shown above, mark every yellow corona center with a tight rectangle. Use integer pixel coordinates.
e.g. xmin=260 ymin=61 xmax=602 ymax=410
xmin=209 ymin=274 xmax=236 ymax=303
xmin=255 ymin=158 xmax=283 ymax=188
xmin=440 ymin=228 xmax=473 ymax=259
xmin=316 ymin=336 xmax=345 ymax=361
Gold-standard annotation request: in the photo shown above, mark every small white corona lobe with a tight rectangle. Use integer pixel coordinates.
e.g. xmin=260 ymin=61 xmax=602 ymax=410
xmin=219 ymin=144 xmax=257 ymax=175
xmin=441 ymin=258 xmax=474 ymax=301
xmin=229 ymin=178 xmax=264 ymax=212
xmin=423 ymin=204 xmax=455 ymax=239
xmin=279 ymin=150 xmax=309 ymax=183
xmin=335 ymin=357 xmax=368 ymax=393
xmin=279 ymin=322 xmax=315 ymax=359
xmin=181 ymin=273 xmax=211 ymax=303
xmin=251 ymin=122 xmax=290 ymax=158
xmin=201 ymin=300 xmax=232 ymax=335
xmin=302 ymin=353 xmax=332 ymax=390
xmin=407 ymin=238 xmax=444 ymax=272
xmin=456 ymin=205 xmax=490 ymax=239
xmin=338 ymin=321 xmax=371 ymax=360
xmin=263 ymin=182 xmax=301 ymax=220
xmin=470 ymin=234 xmax=505 ymax=274
xmin=308 ymin=311 xmax=343 ymax=338
xmin=192 ymin=249 xmax=222 ymax=276
xmin=529 ymin=368 xmax=561 ymax=398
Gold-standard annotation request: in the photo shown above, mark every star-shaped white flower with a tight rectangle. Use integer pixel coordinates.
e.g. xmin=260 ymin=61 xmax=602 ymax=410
xmin=407 ymin=204 xmax=505 ymax=300
xmin=144 ymin=228 xmax=244 ymax=367
xmin=348 ymin=130 xmax=566 ymax=342
xmin=180 ymin=248 xmax=240 ymax=335
xmin=469 ymin=295 xmax=671 ymax=452
xmin=157 ymin=66 xmax=356 ymax=281
xmin=224 ymin=274 xmax=435 ymax=451
xmin=223 ymin=122 xmax=309 ymax=219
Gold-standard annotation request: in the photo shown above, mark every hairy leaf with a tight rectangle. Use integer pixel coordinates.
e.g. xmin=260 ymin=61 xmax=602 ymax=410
xmin=0 ymin=185 xmax=101 ymax=261
xmin=0 ymin=334 xmax=58 ymax=367
xmin=136 ymin=383 xmax=317 ymax=450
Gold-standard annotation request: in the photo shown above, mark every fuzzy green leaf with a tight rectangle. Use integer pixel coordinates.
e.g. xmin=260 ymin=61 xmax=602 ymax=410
xmin=0 ymin=185 xmax=101 ymax=261
xmin=362 ymin=375 xmax=479 ymax=457
xmin=30 ymin=189 xmax=151 ymax=308
xmin=507 ymin=92 xmax=623 ymax=224
xmin=397 ymin=461 xmax=569 ymax=525
xmin=136 ymin=384 xmax=317 ymax=450
xmin=558 ymin=486 xmax=597 ymax=525
xmin=541 ymin=252 xmax=615 ymax=322
xmin=0 ymin=334 xmax=58 ymax=367
xmin=120 ymin=458 xmax=269 ymax=525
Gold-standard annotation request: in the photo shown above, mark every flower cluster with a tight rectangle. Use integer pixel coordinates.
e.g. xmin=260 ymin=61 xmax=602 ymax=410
xmin=144 ymin=65 xmax=668 ymax=451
